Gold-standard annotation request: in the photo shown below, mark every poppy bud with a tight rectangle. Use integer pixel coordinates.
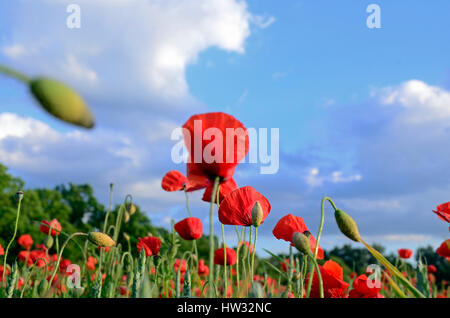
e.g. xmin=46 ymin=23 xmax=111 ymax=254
xmin=87 ymin=232 xmax=116 ymax=247
xmin=123 ymin=233 xmax=130 ymax=241
xmin=127 ymin=203 xmax=136 ymax=215
xmin=123 ymin=211 xmax=130 ymax=223
xmin=73 ymin=287 xmax=85 ymax=297
xmin=251 ymin=201 xmax=264 ymax=227
xmin=43 ymin=236 xmax=54 ymax=249
xmin=334 ymin=209 xmax=361 ymax=242
xmin=292 ymin=232 xmax=312 ymax=256
xmin=29 ymin=77 xmax=95 ymax=129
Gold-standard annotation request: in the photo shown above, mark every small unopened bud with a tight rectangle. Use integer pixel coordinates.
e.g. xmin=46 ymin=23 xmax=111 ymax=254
xmin=87 ymin=232 xmax=116 ymax=247
xmin=292 ymin=232 xmax=312 ymax=256
xmin=123 ymin=232 xmax=130 ymax=241
xmin=251 ymin=201 xmax=264 ymax=227
xmin=334 ymin=209 xmax=361 ymax=242
xmin=29 ymin=77 xmax=95 ymax=129
xmin=43 ymin=236 xmax=54 ymax=249
xmin=123 ymin=211 xmax=130 ymax=223
xmin=127 ymin=203 xmax=136 ymax=215
xmin=15 ymin=191 xmax=24 ymax=201
xmin=38 ymin=279 xmax=49 ymax=296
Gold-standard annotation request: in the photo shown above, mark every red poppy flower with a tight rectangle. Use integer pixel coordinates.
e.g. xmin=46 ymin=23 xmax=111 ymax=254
xmin=183 ymin=112 xmax=249 ymax=180
xmin=59 ymin=259 xmax=72 ymax=273
xmin=40 ymin=219 xmax=62 ymax=236
xmin=433 ymin=202 xmax=450 ymax=223
xmin=0 ymin=266 xmax=10 ymax=282
xmin=17 ymin=234 xmax=33 ymax=250
xmin=427 ymin=265 xmax=437 ymax=274
xmin=174 ymin=259 xmax=187 ymax=274
xmin=174 ymin=217 xmax=203 ymax=240
xmin=349 ymin=272 xmax=358 ymax=280
xmin=272 ymin=214 xmax=324 ymax=259
xmin=30 ymin=250 xmax=49 ymax=267
xmin=18 ymin=251 xmax=33 ymax=266
xmin=307 ymin=260 xmax=349 ymax=298
xmin=436 ymin=239 xmax=450 ymax=258
xmin=17 ymin=277 xmax=24 ymax=289
xmin=86 ymin=257 xmax=97 ymax=271
xmin=218 ymin=186 xmax=271 ymax=226
xmin=214 ymin=247 xmax=237 ymax=266
xmin=398 ymin=248 xmax=413 ymax=259
xmin=348 ymin=274 xmax=384 ymax=298
xmin=0 ymin=244 xmax=4 ymax=256
xmin=137 ymin=236 xmax=161 ymax=256
xmin=161 ymin=171 xmax=189 ymax=192
xmin=198 ymin=259 xmax=209 ymax=276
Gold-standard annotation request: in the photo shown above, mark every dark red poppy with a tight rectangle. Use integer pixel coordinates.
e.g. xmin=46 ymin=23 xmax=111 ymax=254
xmin=198 ymin=259 xmax=209 ymax=276
xmin=17 ymin=234 xmax=33 ymax=250
xmin=137 ymin=236 xmax=161 ymax=256
xmin=272 ymin=214 xmax=324 ymax=259
xmin=0 ymin=266 xmax=10 ymax=282
xmin=307 ymin=260 xmax=349 ymax=298
xmin=161 ymin=170 xmax=189 ymax=192
xmin=348 ymin=274 xmax=384 ymax=298
xmin=349 ymin=272 xmax=358 ymax=280
xmin=18 ymin=251 xmax=33 ymax=266
xmin=40 ymin=219 xmax=62 ymax=236
xmin=427 ymin=265 xmax=437 ymax=274
xmin=433 ymin=202 xmax=450 ymax=223
xmin=59 ymin=259 xmax=72 ymax=273
xmin=174 ymin=217 xmax=203 ymax=240
xmin=218 ymin=186 xmax=271 ymax=226
xmin=398 ymin=248 xmax=413 ymax=259
xmin=0 ymin=244 xmax=4 ymax=256
xmin=214 ymin=247 xmax=237 ymax=266
xmin=174 ymin=259 xmax=187 ymax=273
xmin=436 ymin=239 xmax=450 ymax=258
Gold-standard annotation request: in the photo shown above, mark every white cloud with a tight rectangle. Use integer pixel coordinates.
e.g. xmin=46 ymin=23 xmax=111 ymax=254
xmin=378 ymin=79 xmax=450 ymax=123
xmin=2 ymin=0 xmax=253 ymax=99
xmin=251 ymin=15 xmax=276 ymax=29
xmin=305 ymin=167 xmax=362 ymax=188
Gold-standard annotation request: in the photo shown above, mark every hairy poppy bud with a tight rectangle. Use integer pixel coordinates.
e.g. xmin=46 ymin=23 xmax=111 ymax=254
xmin=292 ymin=232 xmax=312 ymax=256
xmin=123 ymin=211 xmax=130 ymax=223
xmin=43 ymin=236 xmax=54 ymax=249
xmin=127 ymin=203 xmax=136 ymax=215
xmin=251 ymin=201 xmax=264 ymax=227
xmin=334 ymin=209 xmax=361 ymax=242
xmin=123 ymin=233 xmax=130 ymax=241
xmin=87 ymin=232 xmax=116 ymax=247
xmin=38 ymin=279 xmax=49 ymax=296
xmin=29 ymin=77 xmax=95 ymax=129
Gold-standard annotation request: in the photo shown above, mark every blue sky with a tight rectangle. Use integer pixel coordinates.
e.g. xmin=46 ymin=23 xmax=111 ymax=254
xmin=1 ymin=0 xmax=450 ymax=257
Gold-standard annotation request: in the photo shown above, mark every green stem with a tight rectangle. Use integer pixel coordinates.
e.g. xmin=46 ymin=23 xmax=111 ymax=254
xmin=234 ymin=226 xmax=241 ymax=294
xmin=311 ymin=257 xmax=324 ymax=298
xmin=103 ymin=183 xmax=114 ymax=233
xmin=208 ymin=176 xmax=220 ymax=297
xmin=2 ymin=195 xmax=23 ymax=286
xmin=0 ymin=64 xmax=30 ymax=83
xmin=184 ymin=188 xmax=192 ymax=217
xmin=251 ymin=227 xmax=258 ymax=278
xmin=46 ymin=232 xmax=88 ymax=293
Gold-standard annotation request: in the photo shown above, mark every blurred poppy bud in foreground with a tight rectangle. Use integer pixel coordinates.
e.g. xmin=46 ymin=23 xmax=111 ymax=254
xmin=30 ymin=77 xmax=95 ymax=129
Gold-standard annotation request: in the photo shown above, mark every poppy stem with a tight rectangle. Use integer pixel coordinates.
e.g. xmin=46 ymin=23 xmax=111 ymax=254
xmin=306 ymin=196 xmax=336 ymax=297
xmin=46 ymin=232 xmax=88 ymax=293
xmin=234 ymin=225 xmax=241 ymax=295
xmin=311 ymin=257 xmax=324 ymax=298
xmin=184 ymin=188 xmax=192 ymax=217
xmin=251 ymin=227 xmax=258 ymax=279
xmin=2 ymin=193 xmax=23 ymax=286
xmin=248 ymin=226 xmax=253 ymax=276
xmin=103 ymin=183 xmax=114 ymax=233
xmin=0 ymin=64 xmax=31 ymax=84
xmin=208 ymin=176 xmax=220 ymax=297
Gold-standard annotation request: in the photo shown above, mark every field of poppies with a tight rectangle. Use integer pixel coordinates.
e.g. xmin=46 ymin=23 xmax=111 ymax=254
xmin=0 ymin=66 xmax=449 ymax=299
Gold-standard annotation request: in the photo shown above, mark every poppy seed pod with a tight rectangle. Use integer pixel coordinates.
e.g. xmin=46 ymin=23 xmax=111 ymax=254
xmin=29 ymin=77 xmax=95 ymax=129
xmin=292 ymin=232 xmax=312 ymax=256
xmin=334 ymin=209 xmax=361 ymax=242
xmin=251 ymin=201 xmax=264 ymax=227
xmin=87 ymin=232 xmax=116 ymax=247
